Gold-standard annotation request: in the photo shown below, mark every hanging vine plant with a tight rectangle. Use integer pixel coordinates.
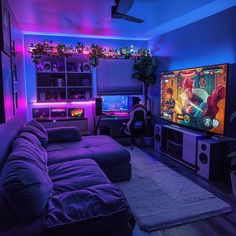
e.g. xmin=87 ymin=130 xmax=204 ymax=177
xmin=29 ymin=40 xmax=73 ymax=63
xmin=29 ymin=40 xmax=54 ymax=63
xmin=88 ymin=44 xmax=105 ymax=67
xmin=28 ymin=40 xmax=154 ymax=68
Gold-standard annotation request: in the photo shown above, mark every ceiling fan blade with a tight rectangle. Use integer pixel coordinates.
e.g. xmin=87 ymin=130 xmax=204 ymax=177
xmin=116 ymin=0 xmax=134 ymax=14
xmin=112 ymin=12 xmax=144 ymax=23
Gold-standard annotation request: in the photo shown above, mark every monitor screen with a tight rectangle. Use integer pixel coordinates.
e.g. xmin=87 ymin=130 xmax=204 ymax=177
xmin=32 ymin=108 xmax=49 ymax=119
xmin=50 ymin=107 xmax=67 ymax=117
xmin=101 ymin=95 xmax=129 ymax=112
xmin=160 ymin=63 xmax=228 ymax=135
xmin=68 ymin=108 xmax=84 ymax=118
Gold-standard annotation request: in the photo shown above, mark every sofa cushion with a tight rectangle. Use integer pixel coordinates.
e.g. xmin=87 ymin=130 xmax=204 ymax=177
xmin=49 ymin=159 xmax=110 ymax=194
xmin=47 ymin=126 xmax=81 ymax=143
xmin=46 ymin=135 xmax=130 ymax=167
xmin=0 ymin=136 xmax=53 ymax=223
xmin=22 ymin=120 xmax=48 ymax=147
xmin=43 ymin=183 xmax=131 ymax=231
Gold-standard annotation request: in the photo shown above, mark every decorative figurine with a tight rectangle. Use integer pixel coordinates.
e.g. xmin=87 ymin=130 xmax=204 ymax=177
xmin=52 ymin=63 xmax=58 ymax=72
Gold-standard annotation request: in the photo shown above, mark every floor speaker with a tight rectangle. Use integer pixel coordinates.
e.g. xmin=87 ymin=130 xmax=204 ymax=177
xmin=197 ymin=139 xmax=226 ymax=180
xmin=95 ymin=97 xmax=102 ymax=116
xmin=154 ymin=124 xmax=162 ymax=153
xmin=131 ymin=96 xmax=140 ymax=107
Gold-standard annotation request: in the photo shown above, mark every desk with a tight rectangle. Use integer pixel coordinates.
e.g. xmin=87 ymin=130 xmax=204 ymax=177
xmin=94 ymin=115 xmax=130 ymax=137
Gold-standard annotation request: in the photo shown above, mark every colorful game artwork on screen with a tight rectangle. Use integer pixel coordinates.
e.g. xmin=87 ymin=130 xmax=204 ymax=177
xmin=160 ymin=64 xmax=228 ymax=135
xmin=68 ymin=108 xmax=84 ymax=118
xmin=101 ymin=95 xmax=129 ymax=112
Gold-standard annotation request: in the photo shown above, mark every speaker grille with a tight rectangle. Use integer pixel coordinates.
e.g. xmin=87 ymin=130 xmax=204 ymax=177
xmin=201 ymin=144 xmax=207 ymax=151
xmin=155 ymin=133 xmax=160 ymax=142
xmin=95 ymin=98 xmax=102 ymax=116
xmin=199 ymin=153 xmax=208 ymax=164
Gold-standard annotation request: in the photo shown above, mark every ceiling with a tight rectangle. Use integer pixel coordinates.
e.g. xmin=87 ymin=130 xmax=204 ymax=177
xmin=7 ymin=0 xmax=236 ymax=40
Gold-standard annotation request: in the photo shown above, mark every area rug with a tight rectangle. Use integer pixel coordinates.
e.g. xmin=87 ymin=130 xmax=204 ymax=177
xmin=116 ymin=147 xmax=232 ymax=232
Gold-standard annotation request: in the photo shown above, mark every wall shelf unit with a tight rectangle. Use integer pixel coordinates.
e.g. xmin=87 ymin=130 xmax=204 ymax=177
xmin=36 ymin=54 xmax=93 ymax=102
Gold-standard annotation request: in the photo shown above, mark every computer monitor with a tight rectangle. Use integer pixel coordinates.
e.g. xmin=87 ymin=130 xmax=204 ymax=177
xmin=68 ymin=108 xmax=84 ymax=118
xmin=101 ymin=95 xmax=129 ymax=112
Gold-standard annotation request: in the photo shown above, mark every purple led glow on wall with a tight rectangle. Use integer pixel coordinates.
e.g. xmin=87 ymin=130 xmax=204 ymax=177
xmin=32 ymin=101 xmax=95 ymax=106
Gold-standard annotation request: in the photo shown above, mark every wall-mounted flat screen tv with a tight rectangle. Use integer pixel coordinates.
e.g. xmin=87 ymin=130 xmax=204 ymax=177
xmin=101 ymin=95 xmax=129 ymax=112
xmin=160 ymin=63 xmax=228 ymax=135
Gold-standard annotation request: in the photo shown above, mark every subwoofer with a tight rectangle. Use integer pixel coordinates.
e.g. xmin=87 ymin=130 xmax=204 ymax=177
xmin=95 ymin=97 xmax=102 ymax=116
xmin=154 ymin=124 xmax=162 ymax=153
xmin=197 ymin=139 xmax=226 ymax=180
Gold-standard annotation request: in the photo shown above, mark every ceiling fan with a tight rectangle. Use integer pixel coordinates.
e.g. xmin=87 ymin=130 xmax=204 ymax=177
xmin=111 ymin=0 xmax=144 ymax=23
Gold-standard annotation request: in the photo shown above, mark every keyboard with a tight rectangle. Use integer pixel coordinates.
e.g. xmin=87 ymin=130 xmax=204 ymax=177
xmin=112 ymin=112 xmax=129 ymax=116
xmin=102 ymin=112 xmax=129 ymax=117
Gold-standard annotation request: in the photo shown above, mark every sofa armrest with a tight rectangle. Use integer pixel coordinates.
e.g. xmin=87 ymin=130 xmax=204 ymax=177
xmin=47 ymin=126 xmax=81 ymax=143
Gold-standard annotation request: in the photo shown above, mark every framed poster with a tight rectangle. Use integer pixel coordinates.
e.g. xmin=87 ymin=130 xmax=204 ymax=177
xmin=0 ymin=1 xmax=11 ymax=56
xmin=0 ymin=52 xmax=14 ymax=123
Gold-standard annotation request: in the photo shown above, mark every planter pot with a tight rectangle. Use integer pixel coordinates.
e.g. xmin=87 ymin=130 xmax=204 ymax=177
xmin=231 ymin=171 xmax=236 ymax=197
xmin=144 ymin=136 xmax=153 ymax=146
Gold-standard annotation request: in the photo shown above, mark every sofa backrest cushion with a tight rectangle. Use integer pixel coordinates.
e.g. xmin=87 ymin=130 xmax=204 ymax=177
xmin=22 ymin=120 xmax=48 ymax=147
xmin=47 ymin=126 xmax=81 ymax=143
xmin=0 ymin=188 xmax=18 ymax=230
xmin=16 ymin=132 xmax=48 ymax=167
xmin=0 ymin=136 xmax=53 ymax=223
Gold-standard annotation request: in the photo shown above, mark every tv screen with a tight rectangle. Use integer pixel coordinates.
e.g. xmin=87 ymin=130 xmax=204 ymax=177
xmin=101 ymin=95 xmax=129 ymax=112
xmin=160 ymin=63 xmax=228 ymax=135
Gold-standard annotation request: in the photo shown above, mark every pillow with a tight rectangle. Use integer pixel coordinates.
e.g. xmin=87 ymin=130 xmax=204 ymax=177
xmin=47 ymin=126 xmax=81 ymax=143
xmin=1 ymin=138 xmax=52 ymax=223
xmin=22 ymin=120 xmax=48 ymax=147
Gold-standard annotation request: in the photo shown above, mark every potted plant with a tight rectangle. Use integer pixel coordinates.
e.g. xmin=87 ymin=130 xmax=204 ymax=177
xmin=132 ymin=51 xmax=157 ymax=110
xmin=143 ymin=111 xmax=154 ymax=146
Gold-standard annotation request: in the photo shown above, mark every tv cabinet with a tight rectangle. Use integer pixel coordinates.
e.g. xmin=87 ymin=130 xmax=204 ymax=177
xmin=160 ymin=125 xmax=207 ymax=170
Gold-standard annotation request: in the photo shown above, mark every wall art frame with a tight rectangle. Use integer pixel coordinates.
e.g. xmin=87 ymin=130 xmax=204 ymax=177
xmin=0 ymin=52 xmax=14 ymax=123
xmin=0 ymin=1 xmax=11 ymax=57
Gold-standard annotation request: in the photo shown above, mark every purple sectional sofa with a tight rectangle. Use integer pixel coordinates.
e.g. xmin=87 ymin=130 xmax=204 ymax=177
xmin=0 ymin=121 xmax=133 ymax=236
xmin=46 ymin=128 xmax=131 ymax=182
